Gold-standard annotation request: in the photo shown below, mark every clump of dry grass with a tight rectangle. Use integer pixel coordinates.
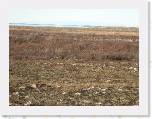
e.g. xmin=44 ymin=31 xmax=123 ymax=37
xmin=9 ymin=26 xmax=138 ymax=61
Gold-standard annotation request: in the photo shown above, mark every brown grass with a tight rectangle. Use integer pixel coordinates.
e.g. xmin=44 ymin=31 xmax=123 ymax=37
xmin=10 ymin=26 xmax=138 ymax=61
xmin=9 ymin=26 xmax=139 ymax=106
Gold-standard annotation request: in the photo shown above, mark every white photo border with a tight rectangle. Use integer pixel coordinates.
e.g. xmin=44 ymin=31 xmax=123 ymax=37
xmin=0 ymin=0 xmax=149 ymax=116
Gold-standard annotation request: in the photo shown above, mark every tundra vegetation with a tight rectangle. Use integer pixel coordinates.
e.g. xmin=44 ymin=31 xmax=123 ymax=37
xmin=9 ymin=26 xmax=139 ymax=106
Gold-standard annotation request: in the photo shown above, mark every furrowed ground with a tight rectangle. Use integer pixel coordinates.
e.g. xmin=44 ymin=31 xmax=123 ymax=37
xmin=9 ymin=26 xmax=139 ymax=106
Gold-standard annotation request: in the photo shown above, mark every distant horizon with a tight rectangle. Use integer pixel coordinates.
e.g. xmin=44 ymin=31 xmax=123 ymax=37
xmin=9 ymin=22 xmax=139 ymax=28
xmin=9 ymin=9 xmax=139 ymax=27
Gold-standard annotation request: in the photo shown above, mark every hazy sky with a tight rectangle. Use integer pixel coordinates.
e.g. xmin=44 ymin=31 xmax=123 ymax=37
xmin=9 ymin=9 xmax=139 ymax=27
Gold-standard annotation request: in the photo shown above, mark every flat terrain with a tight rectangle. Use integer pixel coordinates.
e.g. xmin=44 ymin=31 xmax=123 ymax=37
xmin=9 ymin=26 xmax=139 ymax=106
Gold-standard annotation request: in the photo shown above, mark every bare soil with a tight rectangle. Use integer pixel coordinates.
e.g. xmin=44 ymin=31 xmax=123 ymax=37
xmin=9 ymin=26 xmax=139 ymax=106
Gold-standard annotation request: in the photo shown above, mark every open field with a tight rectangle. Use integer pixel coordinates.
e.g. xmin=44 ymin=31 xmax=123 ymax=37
xmin=9 ymin=26 xmax=139 ymax=106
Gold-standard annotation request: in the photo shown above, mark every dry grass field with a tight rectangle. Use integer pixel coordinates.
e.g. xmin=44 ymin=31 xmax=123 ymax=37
xmin=9 ymin=26 xmax=139 ymax=106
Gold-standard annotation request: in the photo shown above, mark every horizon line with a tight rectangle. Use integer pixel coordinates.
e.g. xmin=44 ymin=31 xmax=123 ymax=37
xmin=9 ymin=22 xmax=139 ymax=28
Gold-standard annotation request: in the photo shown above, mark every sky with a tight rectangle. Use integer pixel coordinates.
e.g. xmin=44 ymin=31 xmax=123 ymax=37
xmin=9 ymin=9 xmax=139 ymax=27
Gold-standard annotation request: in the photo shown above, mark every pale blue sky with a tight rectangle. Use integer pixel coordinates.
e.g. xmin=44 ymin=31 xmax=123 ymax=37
xmin=9 ymin=9 xmax=139 ymax=27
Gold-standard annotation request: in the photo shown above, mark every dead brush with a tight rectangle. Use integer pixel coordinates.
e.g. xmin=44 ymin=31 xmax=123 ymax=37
xmin=9 ymin=26 xmax=139 ymax=61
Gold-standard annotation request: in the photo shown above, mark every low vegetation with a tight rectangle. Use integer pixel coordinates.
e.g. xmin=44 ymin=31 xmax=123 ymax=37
xmin=9 ymin=26 xmax=139 ymax=106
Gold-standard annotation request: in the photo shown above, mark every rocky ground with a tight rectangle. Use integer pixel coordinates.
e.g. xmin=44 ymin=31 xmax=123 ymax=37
xmin=9 ymin=59 xmax=139 ymax=106
xmin=9 ymin=26 xmax=139 ymax=106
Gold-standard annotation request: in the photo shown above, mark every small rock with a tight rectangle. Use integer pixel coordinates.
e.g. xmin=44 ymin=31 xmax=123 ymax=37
xmin=25 ymin=84 xmax=37 ymax=90
xmin=24 ymin=101 xmax=32 ymax=106
xmin=91 ymin=86 xmax=94 ymax=89
xmin=129 ymin=67 xmax=133 ymax=70
xmin=12 ymin=92 xmax=19 ymax=96
xmin=106 ymin=80 xmax=110 ymax=82
xmin=25 ymin=95 xmax=29 ymax=99
xmin=103 ymin=64 xmax=106 ymax=67
xmin=82 ymin=100 xmax=90 ymax=103
xmin=95 ymin=102 xmax=102 ymax=105
xmin=94 ymin=91 xmax=99 ymax=94
xmin=134 ymin=68 xmax=138 ymax=72
xmin=72 ymin=63 xmax=77 ymax=66
xmin=19 ymin=86 xmax=26 ymax=90
xmin=47 ymin=83 xmax=52 ymax=86
xmin=56 ymin=85 xmax=61 ymax=88
xmin=118 ymin=88 xmax=123 ymax=91
xmin=30 ymin=84 xmax=37 ymax=89
xmin=62 ymin=92 xmax=66 ymax=95
xmin=75 ymin=92 xmax=81 ymax=96
xmin=101 ymin=88 xmax=106 ymax=91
